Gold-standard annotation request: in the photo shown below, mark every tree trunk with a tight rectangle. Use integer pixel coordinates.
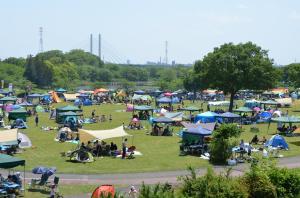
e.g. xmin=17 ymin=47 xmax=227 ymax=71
xmin=229 ymin=91 xmax=235 ymax=112
xmin=193 ymin=90 xmax=196 ymax=103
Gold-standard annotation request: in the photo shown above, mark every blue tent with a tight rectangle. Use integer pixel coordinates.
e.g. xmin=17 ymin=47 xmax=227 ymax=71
xmin=259 ymin=111 xmax=272 ymax=120
xmin=134 ymin=90 xmax=145 ymax=95
xmin=216 ymin=112 xmax=241 ymax=118
xmin=265 ymin=135 xmax=288 ymax=149
xmin=195 ymin=111 xmax=218 ymax=123
xmin=74 ymin=99 xmax=82 ymax=106
xmin=83 ymin=99 xmax=92 ymax=106
xmin=171 ymin=97 xmax=180 ymax=104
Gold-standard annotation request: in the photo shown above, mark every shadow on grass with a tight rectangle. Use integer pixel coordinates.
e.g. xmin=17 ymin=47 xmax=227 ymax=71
xmin=28 ymin=188 xmax=49 ymax=195
xmin=290 ymin=141 xmax=300 ymax=147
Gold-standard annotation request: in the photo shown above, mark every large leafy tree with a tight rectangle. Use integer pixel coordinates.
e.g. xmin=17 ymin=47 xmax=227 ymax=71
xmin=196 ymin=42 xmax=277 ymax=111
xmin=183 ymin=71 xmax=205 ymax=102
xmin=284 ymin=63 xmax=300 ymax=88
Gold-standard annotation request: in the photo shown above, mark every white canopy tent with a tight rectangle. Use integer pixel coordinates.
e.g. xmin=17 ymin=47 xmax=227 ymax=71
xmin=79 ymin=126 xmax=132 ymax=143
xmin=0 ymin=129 xmax=18 ymax=146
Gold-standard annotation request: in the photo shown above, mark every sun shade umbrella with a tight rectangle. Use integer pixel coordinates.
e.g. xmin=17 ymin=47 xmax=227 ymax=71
xmin=32 ymin=166 xmax=48 ymax=174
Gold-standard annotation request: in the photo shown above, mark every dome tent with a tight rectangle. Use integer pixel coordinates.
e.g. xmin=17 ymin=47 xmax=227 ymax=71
xmin=195 ymin=111 xmax=218 ymax=123
xmin=265 ymin=134 xmax=288 ymax=150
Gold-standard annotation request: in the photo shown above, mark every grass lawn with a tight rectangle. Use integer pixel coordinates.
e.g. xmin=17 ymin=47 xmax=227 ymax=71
xmin=6 ymin=99 xmax=300 ymax=174
xmin=25 ymin=184 xmax=97 ymax=198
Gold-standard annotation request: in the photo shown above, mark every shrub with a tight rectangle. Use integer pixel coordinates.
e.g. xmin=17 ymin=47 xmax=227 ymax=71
xmin=180 ymin=167 xmax=248 ymax=198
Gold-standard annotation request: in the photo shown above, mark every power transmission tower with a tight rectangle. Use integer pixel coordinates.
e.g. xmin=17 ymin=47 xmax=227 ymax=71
xmin=39 ymin=27 xmax=43 ymax=53
xmin=90 ymin=34 xmax=93 ymax=54
xmin=165 ymin=40 xmax=168 ymax=65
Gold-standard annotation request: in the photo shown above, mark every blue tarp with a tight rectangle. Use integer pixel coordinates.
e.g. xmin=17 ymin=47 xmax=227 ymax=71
xmin=152 ymin=117 xmax=174 ymax=123
xmin=157 ymin=97 xmax=172 ymax=104
xmin=265 ymin=135 xmax=288 ymax=149
xmin=195 ymin=111 xmax=218 ymax=123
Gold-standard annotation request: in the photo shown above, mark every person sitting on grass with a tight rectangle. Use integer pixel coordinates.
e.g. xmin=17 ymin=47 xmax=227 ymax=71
xmin=250 ymin=135 xmax=259 ymax=144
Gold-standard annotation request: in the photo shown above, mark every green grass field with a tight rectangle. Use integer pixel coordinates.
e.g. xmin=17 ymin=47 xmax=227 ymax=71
xmin=7 ymin=100 xmax=300 ymax=174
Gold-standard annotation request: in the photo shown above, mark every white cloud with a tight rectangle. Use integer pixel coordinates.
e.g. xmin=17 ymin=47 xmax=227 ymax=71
xmin=237 ymin=3 xmax=248 ymax=9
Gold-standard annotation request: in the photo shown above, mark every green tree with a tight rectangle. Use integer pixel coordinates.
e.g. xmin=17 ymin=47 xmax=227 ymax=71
xmin=183 ymin=71 xmax=205 ymax=102
xmin=195 ymin=42 xmax=277 ymax=112
xmin=209 ymin=124 xmax=242 ymax=164
xmin=284 ymin=63 xmax=300 ymax=88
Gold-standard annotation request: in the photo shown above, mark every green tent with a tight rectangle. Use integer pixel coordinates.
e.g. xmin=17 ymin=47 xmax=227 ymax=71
xmin=35 ymin=105 xmax=45 ymax=113
xmin=8 ymin=108 xmax=28 ymax=121
xmin=0 ymin=154 xmax=25 ymax=169
xmin=0 ymin=96 xmax=17 ymax=104
xmin=55 ymin=88 xmax=67 ymax=93
xmin=56 ymin=105 xmax=82 ymax=123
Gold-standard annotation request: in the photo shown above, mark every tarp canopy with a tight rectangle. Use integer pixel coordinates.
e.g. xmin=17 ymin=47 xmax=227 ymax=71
xmin=216 ymin=112 xmax=241 ymax=118
xmin=64 ymin=93 xmax=80 ymax=101
xmin=181 ymin=122 xmax=213 ymax=136
xmin=19 ymin=101 xmax=34 ymax=107
xmin=55 ymin=88 xmax=67 ymax=93
xmin=164 ymin=112 xmax=184 ymax=122
xmin=271 ymin=116 xmax=300 ymax=123
xmin=0 ymin=154 xmax=25 ymax=169
xmin=58 ymin=111 xmax=82 ymax=117
xmin=79 ymin=126 xmax=131 ymax=143
xmin=152 ymin=117 xmax=175 ymax=123
xmin=0 ymin=129 xmax=18 ymax=146
xmin=233 ymin=107 xmax=253 ymax=113
xmin=0 ymin=96 xmax=17 ymax=102
xmin=157 ymin=97 xmax=172 ymax=104
xmin=208 ymin=101 xmax=230 ymax=106
xmin=195 ymin=111 xmax=218 ymax=123
xmin=275 ymin=98 xmax=292 ymax=106
xmin=133 ymin=105 xmax=154 ymax=111
xmin=8 ymin=108 xmax=28 ymax=121
xmin=260 ymin=100 xmax=279 ymax=105
xmin=179 ymin=106 xmax=202 ymax=112
xmin=134 ymin=90 xmax=145 ymax=95
xmin=116 ymin=90 xmax=126 ymax=97
xmin=27 ymin=93 xmax=43 ymax=98
xmin=56 ymin=105 xmax=81 ymax=112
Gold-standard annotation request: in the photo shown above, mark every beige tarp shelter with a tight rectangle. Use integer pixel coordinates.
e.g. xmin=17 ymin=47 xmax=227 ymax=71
xmin=0 ymin=129 xmax=18 ymax=146
xmin=275 ymin=98 xmax=292 ymax=107
xmin=63 ymin=93 xmax=80 ymax=101
xmin=79 ymin=126 xmax=131 ymax=143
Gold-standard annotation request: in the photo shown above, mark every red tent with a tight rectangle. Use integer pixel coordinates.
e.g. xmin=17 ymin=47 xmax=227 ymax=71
xmin=94 ymin=88 xmax=109 ymax=94
xmin=91 ymin=185 xmax=115 ymax=198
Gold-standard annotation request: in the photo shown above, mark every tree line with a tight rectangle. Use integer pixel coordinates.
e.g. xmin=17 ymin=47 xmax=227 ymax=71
xmin=0 ymin=49 xmax=189 ymax=91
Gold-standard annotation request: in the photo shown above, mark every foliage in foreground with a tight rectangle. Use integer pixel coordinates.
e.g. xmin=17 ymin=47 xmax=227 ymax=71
xmin=209 ymin=124 xmax=243 ymax=164
xmin=140 ymin=160 xmax=300 ymax=198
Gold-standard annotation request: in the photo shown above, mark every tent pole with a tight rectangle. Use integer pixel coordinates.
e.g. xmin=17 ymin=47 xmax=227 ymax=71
xmin=23 ymin=165 xmax=25 ymax=196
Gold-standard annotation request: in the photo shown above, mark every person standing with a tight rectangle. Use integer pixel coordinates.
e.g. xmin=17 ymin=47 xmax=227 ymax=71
xmin=128 ymin=186 xmax=138 ymax=198
xmin=35 ymin=114 xmax=39 ymax=127
xmin=109 ymin=114 xmax=112 ymax=122
xmin=122 ymin=138 xmax=128 ymax=159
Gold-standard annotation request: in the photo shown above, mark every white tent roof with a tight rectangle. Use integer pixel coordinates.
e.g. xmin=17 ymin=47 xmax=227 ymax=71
xmin=18 ymin=133 xmax=32 ymax=148
xmin=79 ymin=126 xmax=131 ymax=141
xmin=0 ymin=129 xmax=18 ymax=146
xmin=208 ymin=101 xmax=230 ymax=106
xmin=63 ymin=93 xmax=79 ymax=101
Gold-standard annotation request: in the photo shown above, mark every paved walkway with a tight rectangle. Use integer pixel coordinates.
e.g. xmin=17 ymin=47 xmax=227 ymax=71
xmin=2 ymin=155 xmax=299 ymax=186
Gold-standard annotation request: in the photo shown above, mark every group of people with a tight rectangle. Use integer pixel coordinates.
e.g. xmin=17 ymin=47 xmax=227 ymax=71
xmin=277 ymin=124 xmax=297 ymax=133
xmin=80 ymin=140 xmax=118 ymax=157
xmin=152 ymin=124 xmax=172 ymax=136
xmin=91 ymin=110 xmax=112 ymax=123
xmin=0 ymin=172 xmax=22 ymax=195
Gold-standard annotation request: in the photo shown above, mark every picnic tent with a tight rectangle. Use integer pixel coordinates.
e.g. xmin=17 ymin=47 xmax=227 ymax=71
xmin=0 ymin=154 xmax=25 ymax=169
xmin=194 ymin=111 xmax=218 ymax=123
xmin=79 ymin=126 xmax=131 ymax=143
xmin=8 ymin=108 xmax=28 ymax=121
xmin=181 ymin=122 xmax=213 ymax=144
xmin=0 ymin=129 xmax=18 ymax=146
xmin=216 ymin=112 xmax=241 ymax=123
xmin=244 ymin=99 xmax=260 ymax=109
xmin=56 ymin=105 xmax=82 ymax=123
xmin=265 ymin=135 xmax=288 ymax=149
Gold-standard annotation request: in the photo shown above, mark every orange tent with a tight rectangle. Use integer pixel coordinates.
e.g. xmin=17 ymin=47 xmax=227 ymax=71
xmin=91 ymin=185 xmax=115 ymax=198
xmin=94 ymin=88 xmax=109 ymax=94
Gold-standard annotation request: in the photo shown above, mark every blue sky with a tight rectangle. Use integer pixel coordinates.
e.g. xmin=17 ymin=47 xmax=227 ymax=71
xmin=0 ymin=0 xmax=300 ymax=65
